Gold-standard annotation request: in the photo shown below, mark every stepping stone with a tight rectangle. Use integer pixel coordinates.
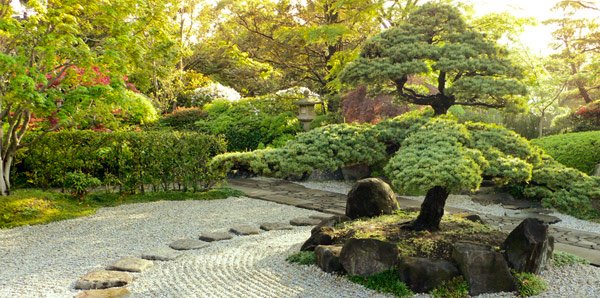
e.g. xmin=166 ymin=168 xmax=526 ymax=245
xmin=309 ymin=215 xmax=332 ymax=221
xmin=290 ymin=217 xmax=322 ymax=226
xmin=107 ymin=257 xmax=154 ymax=272
xmin=169 ymin=239 xmax=209 ymax=250
xmin=74 ymin=270 xmax=133 ymax=290
xmin=229 ymin=225 xmax=261 ymax=235
xmin=141 ymin=248 xmax=182 ymax=261
xmin=260 ymin=222 xmax=294 ymax=231
xmin=199 ymin=232 xmax=233 ymax=242
xmin=75 ymin=287 xmax=131 ymax=298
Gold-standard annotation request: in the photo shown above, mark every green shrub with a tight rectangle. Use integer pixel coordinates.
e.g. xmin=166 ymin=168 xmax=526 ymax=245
xmin=18 ymin=131 xmax=226 ymax=193
xmin=431 ymin=276 xmax=469 ymax=298
xmin=552 ymin=251 xmax=590 ymax=267
xmin=348 ymin=270 xmax=414 ymax=297
xmin=532 ymin=131 xmax=600 ymax=174
xmin=64 ymin=172 xmax=101 ymax=200
xmin=514 ymin=271 xmax=548 ymax=297
xmin=160 ymin=107 xmax=207 ymax=130
xmin=286 ymin=251 xmax=316 ymax=265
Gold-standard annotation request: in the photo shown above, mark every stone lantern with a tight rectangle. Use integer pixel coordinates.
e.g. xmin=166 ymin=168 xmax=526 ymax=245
xmin=295 ymin=91 xmax=321 ymax=131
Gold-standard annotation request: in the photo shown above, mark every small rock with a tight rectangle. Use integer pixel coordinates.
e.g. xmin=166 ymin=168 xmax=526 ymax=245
xmin=309 ymin=214 xmax=333 ymax=221
xmin=74 ymin=270 xmax=133 ymax=290
xmin=397 ymin=257 xmax=460 ymax=293
xmin=260 ymin=222 xmax=294 ymax=231
xmin=75 ymin=287 xmax=131 ymax=298
xmin=199 ymin=232 xmax=233 ymax=242
xmin=290 ymin=217 xmax=322 ymax=226
xmin=345 ymin=178 xmax=399 ymax=219
xmin=315 ymin=245 xmax=344 ymax=273
xmin=301 ymin=215 xmax=349 ymax=251
xmin=452 ymin=242 xmax=516 ymax=296
xmin=465 ymin=214 xmax=485 ymax=224
xmin=107 ymin=257 xmax=153 ymax=272
xmin=229 ymin=225 xmax=261 ymax=235
xmin=502 ymin=218 xmax=554 ymax=274
xmin=169 ymin=239 xmax=209 ymax=250
xmin=340 ymin=238 xmax=399 ymax=277
xmin=141 ymin=249 xmax=182 ymax=261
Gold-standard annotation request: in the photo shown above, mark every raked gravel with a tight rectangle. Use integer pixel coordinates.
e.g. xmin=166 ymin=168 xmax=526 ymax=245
xmin=1 ymin=191 xmax=599 ymax=297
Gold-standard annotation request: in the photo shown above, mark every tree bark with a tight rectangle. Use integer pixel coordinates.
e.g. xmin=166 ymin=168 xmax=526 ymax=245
xmin=411 ymin=186 xmax=450 ymax=231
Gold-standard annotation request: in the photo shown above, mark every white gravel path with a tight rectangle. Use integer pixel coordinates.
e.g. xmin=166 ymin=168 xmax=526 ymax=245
xmin=1 ymin=192 xmax=599 ymax=297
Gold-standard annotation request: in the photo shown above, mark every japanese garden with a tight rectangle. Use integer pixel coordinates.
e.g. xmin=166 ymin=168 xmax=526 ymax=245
xmin=1 ymin=0 xmax=599 ymax=297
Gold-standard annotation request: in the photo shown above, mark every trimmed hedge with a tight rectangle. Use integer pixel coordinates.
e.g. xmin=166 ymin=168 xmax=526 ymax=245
xmin=18 ymin=131 xmax=226 ymax=192
xmin=532 ymin=131 xmax=600 ymax=174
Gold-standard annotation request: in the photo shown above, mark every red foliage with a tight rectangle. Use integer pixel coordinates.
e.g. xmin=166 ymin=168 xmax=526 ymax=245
xmin=575 ymin=101 xmax=600 ymax=118
xmin=342 ymin=86 xmax=410 ymax=124
xmin=43 ymin=65 xmax=137 ymax=92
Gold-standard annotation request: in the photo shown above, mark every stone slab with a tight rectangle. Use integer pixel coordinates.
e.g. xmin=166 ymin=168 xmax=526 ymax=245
xmin=75 ymin=287 xmax=131 ymax=298
xmin=199 ymin=232 xmax=233 ymax=242
xmin=290 ymin=217 xmax=322 ymax=226
xmin=107 ymin=257 xmax=153 ymax=273
xmin=260 ymin=222 xmax=294 ymax=231
xmin=141 ymin=248 xmax=182 ymax=261
xmin=169 ymin=239 xmax=209 ymax=250
xmin=229 ymin=225 xmax=261 ymax=235
xmin=555 ymin=243 xmax=600 ymax=266
xmin=74 ymin=270 xmax=133 ymax=290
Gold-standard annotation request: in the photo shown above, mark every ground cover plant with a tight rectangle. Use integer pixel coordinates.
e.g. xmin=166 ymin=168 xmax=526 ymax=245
xmin=0 ymin=187 xmax=243 ymax=229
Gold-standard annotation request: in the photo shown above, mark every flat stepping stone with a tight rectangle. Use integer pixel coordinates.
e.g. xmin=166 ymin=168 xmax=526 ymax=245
xmin=107 ymin=257 xmax=154 ymax=272
xmin=199 ymin=232 xmax=233 ymax=242
xmin=260 ymin=222 xmax=294 ymax=231
xmin=229 ymin=225 xmax=261 ymax=235
xmin=141 ymin=248 xmax=182 ymax=261
xmin=74 ymin=270 xmax=133 ymax=290
xmin=75 ymin=287 xmax=131 ymax=298
xmin=309 ymin=215 xmax=332 ymax=221
xmin=169 ymin=239 xmax=209 ymax=250
xmin=290 ymin=217 xmax=322 ymax=226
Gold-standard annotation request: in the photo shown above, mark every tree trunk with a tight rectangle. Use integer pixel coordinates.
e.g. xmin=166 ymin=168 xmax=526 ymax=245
xmin=411 ymin=186 xmax=450 ymax=231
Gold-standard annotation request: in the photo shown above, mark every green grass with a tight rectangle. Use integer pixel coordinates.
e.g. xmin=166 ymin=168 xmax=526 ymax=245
xmin=513 ymin=271 xmax=548 ymax=297
xmin=348 ymin=270 xmax=414 ymax=297
xmin=431 ymin=276 xmax=469 ymax=298
xmin=552 ymin=251 xmax=590 ymax=267
xmin=0 ymin=187 xmax=244 ymax=229
xmin=286 ymin=251 xmax=316 ymax=265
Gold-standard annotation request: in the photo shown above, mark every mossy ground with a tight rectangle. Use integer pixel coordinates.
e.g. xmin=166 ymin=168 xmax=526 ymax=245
xmin=333 ymin=210 xmax=507 ymax=260
xmin=0 ymin=187 xmax=244 ymax=229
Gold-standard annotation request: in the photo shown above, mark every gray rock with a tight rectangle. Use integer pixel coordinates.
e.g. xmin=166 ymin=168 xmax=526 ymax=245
xmin=340 ymin=238 xmax=399 ymax=277
xmin=315 ymin=245 xmax=344 ymax=273
xmin=396 ymin=257 xmax=460 ymax=293
xmin=260 ymin=222 xmax=294 ymax=231
xmin=465 ymin=214 xmax=485 ymax=224
xmin=301 ymin=215 xmax=349 ymax=251
xmin=503 ymin=218 xmax=555 ymax=274
xmin=309 ymin=214 xmax=334 ymax=221
xmin=452 ymin=242 xmax=516 ymax=295
xmin=199 ymin=232 xmax=233 ymax=242
xmin=169 ymin=239 xmax=209 ymax=250
xmin=290 ymin=217 xmax=322 ymax=226
xmin=107 ymin=257 xmax=154 ymax=272
xmin=345 ymin=178 xmax=399 ymax=219
xmin=75 ymin=287 xmax=131 ymax=298
xmin=141 ymin=248 xmax=182 ymax=261
xmin=229 ymin=225 xmax=261 ymax=235
xmin=74 ymin=270 xmax=133 ymax=290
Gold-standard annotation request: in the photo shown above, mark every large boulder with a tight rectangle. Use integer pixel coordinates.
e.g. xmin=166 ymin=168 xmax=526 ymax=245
xmin=396 ymin=257 xmax=460 ymax=293
xmin=315 ymin=245 xmax=344 ymax=273
xmin=452 ymin=242 xmax=516 ymax=296
xmin=345 ymin=178 xmax=399 ymax=219
xmin=339 ymin=238 xmax=399 ymax=277
xmin=301 ymin=215 xmax=349 ymax=251
xmin=502 ymin=218 xmax=554 ymax=274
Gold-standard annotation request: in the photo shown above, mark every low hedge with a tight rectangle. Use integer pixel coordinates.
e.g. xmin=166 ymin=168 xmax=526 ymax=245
xmin=532 ymin=131 xmax=600 ymax=174
xmin=17 ymin=131 xmax=226 ymax=193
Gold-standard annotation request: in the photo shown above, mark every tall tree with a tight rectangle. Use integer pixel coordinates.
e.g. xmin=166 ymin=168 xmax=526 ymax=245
xmin=340 ymin=2 xmax=527 ymax=115
xmin=545 ymin=0 xmax=600 ymax=104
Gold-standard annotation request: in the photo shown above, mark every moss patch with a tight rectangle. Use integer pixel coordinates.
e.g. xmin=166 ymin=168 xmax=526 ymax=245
xmin=286 ymin=251 xmax=316 ymax=265
xmin=348 ymin=269 xmax=414 ymax=297
xmin=333 ymin=210 xmax=507 ymax=260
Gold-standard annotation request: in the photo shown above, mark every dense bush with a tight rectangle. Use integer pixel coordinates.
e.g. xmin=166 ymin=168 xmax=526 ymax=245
xmin=18 ymin=131 xmax=226 ymax=193
xmin=160 ymin=107 xmax=208 ymax=130
xmin=532 ymin=131 xmax=600 ymax=174
xmin=550 ymin=100 xmax=600 ymax=133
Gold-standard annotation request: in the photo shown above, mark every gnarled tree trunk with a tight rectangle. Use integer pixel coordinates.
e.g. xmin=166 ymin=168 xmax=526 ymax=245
xmin=411 ymin=186 xmax=450 ymax=231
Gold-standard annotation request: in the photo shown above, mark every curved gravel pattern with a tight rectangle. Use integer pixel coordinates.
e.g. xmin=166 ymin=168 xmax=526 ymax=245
xmin=0 ymin=197 xmax=387 ymax=298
